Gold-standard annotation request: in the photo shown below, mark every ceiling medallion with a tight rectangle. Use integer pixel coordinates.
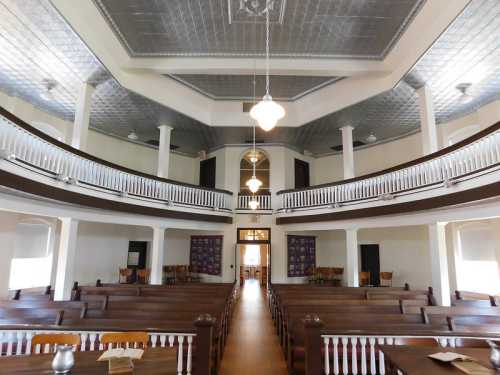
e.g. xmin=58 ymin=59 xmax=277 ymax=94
xmin=240 ymin=0 xmax=275 ymax=16
xmin=250 ymin=1 xmax=286 ymax=132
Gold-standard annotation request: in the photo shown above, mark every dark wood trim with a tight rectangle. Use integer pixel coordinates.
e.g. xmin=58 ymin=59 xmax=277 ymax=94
xmin=0 ymin=106 xmax=232 ymax=196
xmin=0 ymin=169 xmax=232 ymax=224
xmin=276 ymin=180 xmax=500 ymax=224
xmin=277 ymin=120 xmax=500 ymax=195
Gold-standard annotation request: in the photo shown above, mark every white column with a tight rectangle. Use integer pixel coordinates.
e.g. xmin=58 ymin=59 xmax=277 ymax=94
xmin=345 ymin=229 xmax=359 ymax=287
xmin=54 ymin=218 xmax=79 ymax=301
xmin=417 ymin=85 xmax=438 ymax=155
xmin=428 ymin=222 xmax=451 ymax=306
xmin=340 ymin=126 xmax=355 ymax=179
xmin=71 ymin=82 xmax=95 ymax=151
xmin=150 ymin=227 xmax=165 ymax=285
xmin=157 ymin=125 xmax=173 ymax=178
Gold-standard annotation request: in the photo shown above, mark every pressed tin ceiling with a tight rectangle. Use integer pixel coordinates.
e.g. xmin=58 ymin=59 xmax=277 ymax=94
xmin=93 ymin=0 xmax=425 ymax=59
xmin=0 ymin=0 xmax=498 ymax=158
xmin=168 ymin=75 xmax=343 ymax=101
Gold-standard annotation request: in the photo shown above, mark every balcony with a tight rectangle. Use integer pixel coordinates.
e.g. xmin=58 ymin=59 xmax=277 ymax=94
xmin=237 ymin=194 xmax=272 ymax=212
xmin=0 ymin=107 xmax=233 ymax=223
xmin=276 ymin=121 xmax=500 ymax=224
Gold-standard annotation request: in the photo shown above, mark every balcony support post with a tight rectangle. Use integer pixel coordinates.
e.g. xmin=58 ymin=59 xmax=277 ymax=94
xmin=151 ymin=226 xmax=166 ymax=285
xmin=54 ymin=218 xmax=79 ymax=301
xmin=157 ymin=125 xmax=173 ymax=178
xmin=428 ymin=222 xmax=451 ymax=306
xmin=345 ymin=228 xmax=359 ymax=287
xmin=340 ymin=126 xmax=355 ymax=179
xmin=417 ymin=85 xmax=438 ymax=155
xmin=72 ymin=82 xmax=94 ymax=151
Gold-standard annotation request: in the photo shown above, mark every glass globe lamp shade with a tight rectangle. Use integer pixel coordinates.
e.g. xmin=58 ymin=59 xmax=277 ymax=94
xmin=246 ymin=176 xmax=262 ymax=193
xmin=248 ymin=199 xmax=260 ymax=210
xmin=250 ymin=94 xmax=285 ymax=132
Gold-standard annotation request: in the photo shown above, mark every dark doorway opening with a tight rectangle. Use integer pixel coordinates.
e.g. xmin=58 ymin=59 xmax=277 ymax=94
xmin=294 ymin=159 xmax=310 ymax=189
xmin=127 ymin=241 xmax=148 ymax=283
xmin=360 ymin=244 xmax=380 ymax=286
xmin=199 ymin=157 xmax=216 ymax=188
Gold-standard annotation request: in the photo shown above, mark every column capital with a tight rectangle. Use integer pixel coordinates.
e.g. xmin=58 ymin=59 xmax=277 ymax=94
xmin=339 ymin=125 xmax=354 ymax=132
xmin=158 ymin=124 xmax=174 ymax=131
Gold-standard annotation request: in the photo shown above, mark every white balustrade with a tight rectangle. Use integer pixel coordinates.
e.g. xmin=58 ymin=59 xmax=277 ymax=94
xmin=0 ymin=115 xmax=231 ymax=212
xmin=237 ymin=194 xmax=272 ymax=210
xmin=280 ymin=129 xmax=500 ymax=211
xmin=0 ymin=329 xmax=195 ymax=374
xmin=321 ymin=334 xmax=494 ymax=375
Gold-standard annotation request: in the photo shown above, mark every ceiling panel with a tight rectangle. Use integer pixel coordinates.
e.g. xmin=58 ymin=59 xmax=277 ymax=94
xmin=93 ymin=0 xmax=425 ymax=59
xmin=0 ymin=0 xmax=498 ymax=158
xmin=169 ymin=74 xmax=342 ymax=101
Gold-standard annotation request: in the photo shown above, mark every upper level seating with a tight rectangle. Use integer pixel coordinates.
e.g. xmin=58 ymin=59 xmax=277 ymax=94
xmin=269 ymin=284 xmax=500 ymax=375
xmin=0 ymin=282 xmax=238 ymax=375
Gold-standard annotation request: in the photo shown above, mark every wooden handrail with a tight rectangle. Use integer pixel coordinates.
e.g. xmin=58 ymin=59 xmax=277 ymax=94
xmin=0 ymin=106 xmax=232 ymax=196
xmin=277 ymin=120 xmax=500 ymax=195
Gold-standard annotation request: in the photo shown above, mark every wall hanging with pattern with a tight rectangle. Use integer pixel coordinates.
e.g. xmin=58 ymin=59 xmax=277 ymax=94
xmin=190 ymin=235 xmax=223 ymax=276
xmin=287 ymin=235 xmax=316 ymax=277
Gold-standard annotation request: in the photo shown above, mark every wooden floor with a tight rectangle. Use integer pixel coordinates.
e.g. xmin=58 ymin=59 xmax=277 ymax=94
xmin=219 ymin=279 xmax=288 ymax=375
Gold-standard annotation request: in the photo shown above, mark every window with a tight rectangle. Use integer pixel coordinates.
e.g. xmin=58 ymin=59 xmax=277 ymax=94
xmin=456 ymin=224 xmax=500 ymax=295
xmin=243 ymin=245 xmax=261 ymax=266
xmin=239 ymin=149 xmax=270 ymax=194
xmin=9 ymin=222 xmax=53 ymax=290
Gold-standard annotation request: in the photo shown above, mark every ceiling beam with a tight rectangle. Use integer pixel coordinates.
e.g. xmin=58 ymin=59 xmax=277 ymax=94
xmin=124 ymin=57 xmax=389 ymax=77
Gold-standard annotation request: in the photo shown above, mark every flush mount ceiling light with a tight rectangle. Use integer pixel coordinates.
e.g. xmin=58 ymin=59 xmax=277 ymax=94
xmin=249 ymin=1 xmax=285 ymax=132
xmin=127 ymin=130 xmax=139 ymax=140
xmin=456 ymin=83 xmax=473 ymax=104
xmin=366 ymin=133 xmax=377 ymax=143
xmin=40 ymin=80 xmax=57 ymax=101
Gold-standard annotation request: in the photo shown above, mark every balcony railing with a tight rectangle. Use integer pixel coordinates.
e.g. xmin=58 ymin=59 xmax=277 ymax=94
xmin=0 ymin=107 xmax=232 ymax=215
xmin=277 ymin=122 xmax=500 ymax=212
xmin=237 ymin=194 xmax=272 ymax=211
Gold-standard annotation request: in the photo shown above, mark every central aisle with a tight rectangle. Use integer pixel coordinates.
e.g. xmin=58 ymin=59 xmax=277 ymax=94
xmin=219 ymin=280 xmax=288 ymax=375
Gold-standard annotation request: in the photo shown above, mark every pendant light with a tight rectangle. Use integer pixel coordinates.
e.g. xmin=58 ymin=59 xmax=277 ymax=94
xmin=246 ymin=60 xmax=263 ymax=196
xmin=248 ymin=198 xmax=260 ymax=210
xmin=250 ymin=1 xmax=285 ymax=131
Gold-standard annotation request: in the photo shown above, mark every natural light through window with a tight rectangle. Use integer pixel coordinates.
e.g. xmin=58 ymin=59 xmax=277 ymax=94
xmin=244 ymin=245 xmax=261 ymax=266
xmin=457 ymin=224 xmax=500 ymax=295
xmin=8 ymin=222 xmax=53 ymax=290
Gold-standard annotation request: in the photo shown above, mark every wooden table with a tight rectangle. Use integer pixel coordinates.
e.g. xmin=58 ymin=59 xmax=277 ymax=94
xmin=0 ymin=347 xmax=177 ymax=374
xmin=380 ymin=346 xmax=496 ymax=375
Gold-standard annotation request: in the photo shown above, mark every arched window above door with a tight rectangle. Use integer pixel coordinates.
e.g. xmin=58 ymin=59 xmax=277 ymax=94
xmin=239 ymin=149 xmax=270 ymax=194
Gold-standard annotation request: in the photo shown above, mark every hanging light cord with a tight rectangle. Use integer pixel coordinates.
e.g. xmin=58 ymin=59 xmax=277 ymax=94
xmin=265 ymin=1 xmax=270 ymax=96
xmin=252 ymin=59 xmax=257 ymax=179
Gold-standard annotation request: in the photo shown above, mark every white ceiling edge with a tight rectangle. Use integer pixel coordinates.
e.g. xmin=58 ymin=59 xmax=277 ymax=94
xmin=50 ymin=0 xmax=470 ymax=129
xmin=124 ymin=57 xmax=389 ymax=77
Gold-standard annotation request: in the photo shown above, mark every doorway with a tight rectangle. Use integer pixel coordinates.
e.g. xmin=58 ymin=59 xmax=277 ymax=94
xmin=236 ymin=228 xmax=271 ymax=287
xmin=360 ymin=244 xmax=380 ymax=286
xmin=294 ymin=159 xmax=310 ymax=189
xmin=199 ymin=157 xmax=216 ymax=188
xmin=127 ymin=241 xmax=148 ymax=283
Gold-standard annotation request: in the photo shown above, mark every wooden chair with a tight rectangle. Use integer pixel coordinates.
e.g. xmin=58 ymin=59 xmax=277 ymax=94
xmin=307 ymin=266 xmax=317 ymax=284
xmin=32 ymin=333 xmax=81 ymax=353
xmin=136 ymin=268 xmax=150 ymax=284
xmin=119 ymin=268 xmax=133 ymax=284
xmin=359 ymin=271 xmax=371 ymax=287
xmin=380 ymin=272 xmax=393 ymax=287
xmin=101 ymin=332 xmax=149 ymax=349
xmin=332 ymin=267 xmax=344 ymax=287
xmin=163 ymin=266 xmax=175 ymax=284
xmin=188 ymin=265 xmax=201 ymax=283
xmin=175 ymin=265 xmax=188 ymax=283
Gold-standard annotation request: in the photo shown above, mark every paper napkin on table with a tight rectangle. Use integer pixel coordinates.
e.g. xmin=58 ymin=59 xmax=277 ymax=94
xmin=428 ymin=352 xmax=471 ymax=362
xmin=97 ymin=348 xmax=144 ymax=361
